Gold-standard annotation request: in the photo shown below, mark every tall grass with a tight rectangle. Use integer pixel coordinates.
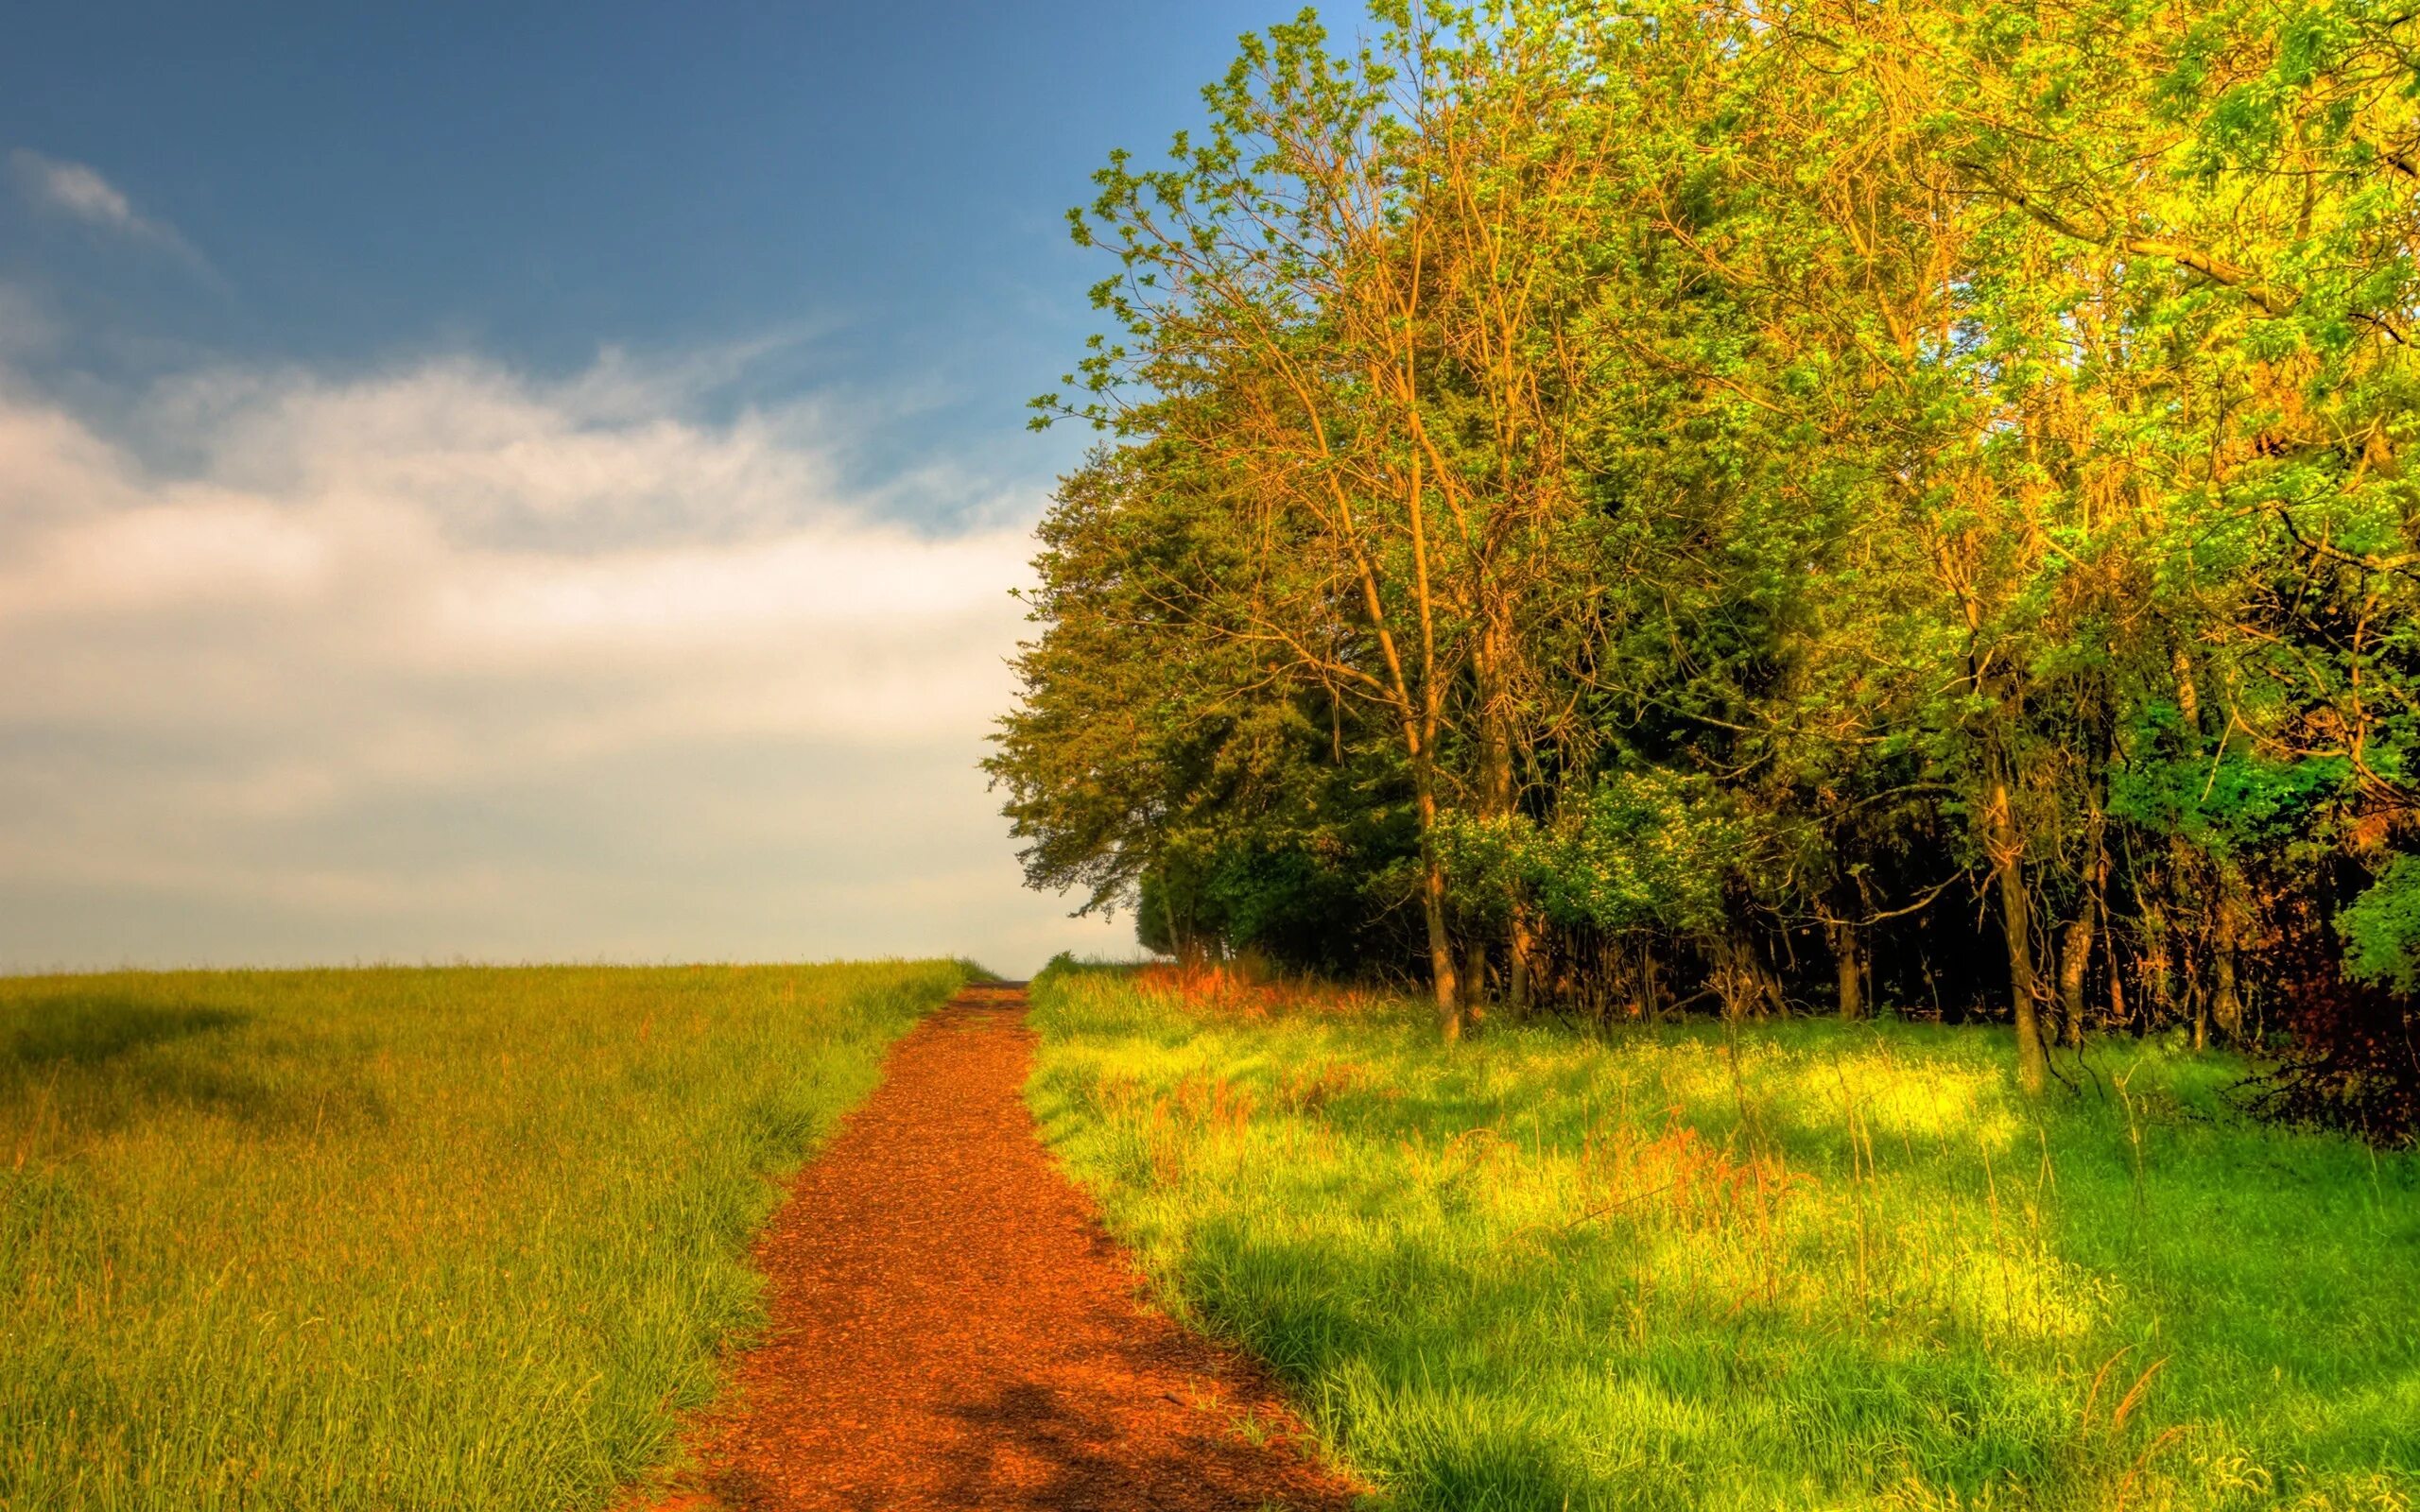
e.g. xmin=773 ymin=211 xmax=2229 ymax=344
xmin=0 ymin=960 xmax=965 ymax=1511
xmin=1028 ymin=962 xmax=2420 ymax=1512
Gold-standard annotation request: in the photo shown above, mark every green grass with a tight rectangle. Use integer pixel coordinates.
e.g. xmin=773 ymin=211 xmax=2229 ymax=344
xmin=1027 ymin=962 xmax=2420 ymax=1512
xmin=1 ymin=960 xmax=966 ymax=1511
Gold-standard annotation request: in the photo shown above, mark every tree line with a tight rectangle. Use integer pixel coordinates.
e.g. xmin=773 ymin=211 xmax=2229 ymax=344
xmin=990 ymin=0 xmax=2420 ymax=1133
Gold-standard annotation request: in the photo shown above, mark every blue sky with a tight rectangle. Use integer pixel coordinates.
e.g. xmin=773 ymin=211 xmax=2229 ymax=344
xmin=3 ymin=0 xmax=1270 ymax=491
xmin=0 ymin=1 xmax=1288 ymax=973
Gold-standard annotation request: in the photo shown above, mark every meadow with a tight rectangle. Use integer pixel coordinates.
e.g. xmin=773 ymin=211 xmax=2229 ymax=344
xmin=0 ymin=960 xmax=966 ymax=1511
xmin=1028 ymin=962 xmax=2420 ymax=1512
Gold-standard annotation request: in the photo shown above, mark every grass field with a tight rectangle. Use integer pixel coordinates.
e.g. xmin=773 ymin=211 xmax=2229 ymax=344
xmin=0 ymin=960 xmax=966 ymax=1511
xmin=1028 ymin=961 xmax=2420 ymax=1512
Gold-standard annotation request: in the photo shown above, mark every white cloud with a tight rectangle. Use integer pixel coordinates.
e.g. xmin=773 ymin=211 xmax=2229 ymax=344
xmin=0 ymin=352 xmax=1126 ymax=973
xmin=8 ymin=149 xmax=216 ymax=278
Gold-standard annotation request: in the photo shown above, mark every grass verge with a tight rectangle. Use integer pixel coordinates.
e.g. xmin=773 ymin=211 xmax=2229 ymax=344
xmin=1 ymin=959 xmax=965 ymax=1510
xmin=1027 ymin=961 xmax=2419 ymax=1512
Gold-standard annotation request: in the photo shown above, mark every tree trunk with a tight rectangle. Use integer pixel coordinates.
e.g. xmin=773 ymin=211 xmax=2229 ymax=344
xmin=1422 ymin=855 xmax=1461 ymax=1040
xmin=1464 ymin=620 xmax=1515 ymax=1031
xmin=2059 ymin=911 xmax=2093 ymax=1050
xmin=2216 ymin=866 xmax=2245 ymax=1044
xmin=1752 ymin=923 xmax=1790 ymax=1021
xmin=1712 ymin=932 xmax=1754 ymax=1022
xmin=2066 ymin=796 xmax=2107 ymax=1049
xmin=2139 ymin=887 xmax=2174 ymax=1031
xmin=1414 ymin=759 xmax=1461 ymax=1040
xmin=2216 ymin=923 xmax=2236 ymax=1044
xmin=1828 ymin=919 xmax=1865 ymax=1021
xmin=2107 ymin=938 xmax=2129 ymax=1030
xmin=2173 ymin=644 xmax=2204 ymax=733
xmin=1986 ymin=754 xmax=2050 ymax=1095
xmin=1508 ymin=905 xmax=1533 ymax=1019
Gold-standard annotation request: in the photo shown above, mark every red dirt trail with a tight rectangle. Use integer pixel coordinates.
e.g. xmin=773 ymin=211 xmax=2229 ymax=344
xmin=650 ymin=982 xmax=1362 ymax=1512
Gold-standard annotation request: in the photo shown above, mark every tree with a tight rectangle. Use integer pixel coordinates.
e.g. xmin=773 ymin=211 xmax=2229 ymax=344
xmin=999 ymin=0 xmax=2420 ymax=1129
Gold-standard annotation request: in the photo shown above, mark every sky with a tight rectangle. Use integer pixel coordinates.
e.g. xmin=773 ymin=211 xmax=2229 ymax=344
xmin=0 ymin=0 xmax=1284 ymax=975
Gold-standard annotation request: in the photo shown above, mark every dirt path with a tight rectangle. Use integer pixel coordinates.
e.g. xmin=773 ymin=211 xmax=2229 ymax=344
xmin=654 ymin=983 xmax=1360 ymax=1512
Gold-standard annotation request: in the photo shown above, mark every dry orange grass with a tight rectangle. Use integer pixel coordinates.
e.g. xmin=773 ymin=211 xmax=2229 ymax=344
xmin=1132 ymin=960 xmax=1400 ymax=1023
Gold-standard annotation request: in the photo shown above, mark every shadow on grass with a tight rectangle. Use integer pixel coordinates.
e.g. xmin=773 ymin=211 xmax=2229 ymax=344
xmin=3 ymin=993 xmax=247 ymax=1069
xmin=3 ymin=990 xmax=387 ymax=1140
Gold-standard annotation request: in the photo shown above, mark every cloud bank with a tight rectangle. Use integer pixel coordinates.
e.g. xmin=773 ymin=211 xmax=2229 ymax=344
xmin=0 ymin=350 xmax=1125 ymax=972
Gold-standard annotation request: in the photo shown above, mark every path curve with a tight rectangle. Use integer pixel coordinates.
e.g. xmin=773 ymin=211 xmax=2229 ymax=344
xmin=656 ymin=982 xmax=1360 ymax=1511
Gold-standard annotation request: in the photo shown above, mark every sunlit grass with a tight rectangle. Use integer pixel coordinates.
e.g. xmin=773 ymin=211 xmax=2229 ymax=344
xmin=1028 ymin=962 xmax=2420 ymax=1511
xmin=0 ymin=960 xmax=965 ymax=1511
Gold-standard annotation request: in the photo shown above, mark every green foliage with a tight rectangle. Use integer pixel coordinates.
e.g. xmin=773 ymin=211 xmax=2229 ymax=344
xmin=0 ymin=961 xmax=965 ymax=1510
xmin=1524 ymin=770 xmax=1746 ymax=936
xmin=2340 ymin=855 xmax=2420 ymax=993
xmin=2108 ymin=743 xmax=2350 ymax=858
xmin=1028 ymin=963 xmax=2420 ymax=1511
